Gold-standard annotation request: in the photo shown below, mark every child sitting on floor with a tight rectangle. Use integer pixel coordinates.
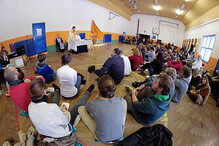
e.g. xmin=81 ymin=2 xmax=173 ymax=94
xmin=36 ymin=53 xmax=56 ymax=84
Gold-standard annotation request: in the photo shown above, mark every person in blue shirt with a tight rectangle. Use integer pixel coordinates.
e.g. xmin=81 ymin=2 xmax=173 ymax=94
xmin=36 ymin=53 xmax=56 ymax=84
xmin=93 ymin=48 xmax=124 ymax=84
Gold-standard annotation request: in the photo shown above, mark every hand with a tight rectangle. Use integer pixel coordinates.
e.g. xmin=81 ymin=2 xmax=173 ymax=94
xmin=61 ymin=104 xmax=67 ymax=110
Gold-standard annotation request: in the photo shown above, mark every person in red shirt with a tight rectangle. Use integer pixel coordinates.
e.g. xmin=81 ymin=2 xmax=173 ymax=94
xmin=167 ymin=57 xmax=183 ymax=73
xmin=4 ymin=66 xmax=45 ymax=116
xmin=129 ymin=48 xmax=141 ymax=71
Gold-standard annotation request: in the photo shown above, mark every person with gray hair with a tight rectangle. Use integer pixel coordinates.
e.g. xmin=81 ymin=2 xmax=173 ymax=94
xmin=192 ymin=54 xmax=202 ymax=70
xmin=171 ymin=66 xmax=192 ymax=103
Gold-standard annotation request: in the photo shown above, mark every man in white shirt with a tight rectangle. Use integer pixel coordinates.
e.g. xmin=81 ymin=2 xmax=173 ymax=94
xmin=192 ymin=54 xmax=202 ymax=70
xmin=120 ymin=50 xmax=131 ymax=76
xmin=57 ymin=53 xmax=85 ymax=98
xmin=68 ymin=26 xmax=76 ymax=41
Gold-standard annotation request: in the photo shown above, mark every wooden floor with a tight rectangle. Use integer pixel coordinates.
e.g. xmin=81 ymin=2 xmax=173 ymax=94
xmin=0 ymin=44 xmax=219 ymax=145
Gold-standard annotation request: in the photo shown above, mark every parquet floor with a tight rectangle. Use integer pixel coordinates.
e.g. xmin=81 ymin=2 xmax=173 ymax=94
xmin=0 ymin=44 xmax=218 ymax=145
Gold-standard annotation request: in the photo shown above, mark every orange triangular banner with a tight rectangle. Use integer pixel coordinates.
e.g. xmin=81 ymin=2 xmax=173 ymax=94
xmin=91 ymin=20 xmax=104 ymax=40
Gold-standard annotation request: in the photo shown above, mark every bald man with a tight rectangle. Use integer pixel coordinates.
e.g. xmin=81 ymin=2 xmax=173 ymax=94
xmin=4 ymin=66 xmax=45 ymax=116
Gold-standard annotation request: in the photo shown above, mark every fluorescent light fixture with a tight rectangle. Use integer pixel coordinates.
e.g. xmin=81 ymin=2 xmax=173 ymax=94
xmin=155 ymin=0 xmax=158 ymax=5
xmin=185 ymin=0 xmax=190 ymax=2
xmin=181 ymin=3 xmax=186 ymax=9
xmin=153 ymin=5 xmax=161 ymax=11
xmin=176 ymin=9 xmax=183 ymax=15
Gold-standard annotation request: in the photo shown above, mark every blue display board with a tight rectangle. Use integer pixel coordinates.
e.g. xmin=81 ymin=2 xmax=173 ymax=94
xmin=214 ymin=58 xmax=219 ymax=72
xmin=32 ymin=22 xmax=47 ymax=53
xmin=119 ymin=36 xmax=124 ymax=42
xmin=14 ymin=38 xmax=35 ymax=57
xmin=104 ymin=34 xmax=112 ymax=43
xmin=79 ymin=33 xmax=85 ymax=39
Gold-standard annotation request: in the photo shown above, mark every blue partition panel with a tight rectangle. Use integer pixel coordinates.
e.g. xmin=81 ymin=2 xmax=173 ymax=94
xmin=104 ymin=34 xmax=112 ymax=43
xmin=79 ymin=33 xmax=85 ymax=39
xmin=119 ymin=36 xmax=124 ymax=42
xmin=214 ymin=58 xmax=219 ymax=72
xmin=14 ymin=38 xmax=35 ymax=57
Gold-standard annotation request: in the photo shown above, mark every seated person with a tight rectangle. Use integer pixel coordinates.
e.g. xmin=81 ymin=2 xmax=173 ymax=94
xmin=189 ymin=68 xmax=201 ymax=90
xmin=124 ymin=73 xmax=173 ymax=125
xmin=0 ymin=51 xmax=10 ymax=84
xmin=56 ymin=34 xmax=65 ymax=52
xmin=78 ymin=75 xmax=127 ymax=142
xmin=192 ymin=54 xmax=202 ymax=70
xmin=37 ymin=54 xmax=56 ymax=84
xmin=28 ymin=78 xmax=94 ymax=143
xmin=120 ymin=50 xmax=131 ymax=76
xmin=167 ymin=56 xmax=183 ymax=73
xmin=128 ymin=48 xmax=141 ymax=71
xmin=4 ymin=66 xmax=45 ymax=116
xmin=1 ymin=43 xmax=8 ymax=55
xmin=93 ymin=48 xmax=124 ymax=84
xmin=145 ymin=46 xmax=155 ymax=62
xmin=57 ymin=53 xmax=86 ymax=98
xmin=188 ymin=76 xmax=210 ymax=105
xmin=171 ymin=66 xmax=192 ymax=103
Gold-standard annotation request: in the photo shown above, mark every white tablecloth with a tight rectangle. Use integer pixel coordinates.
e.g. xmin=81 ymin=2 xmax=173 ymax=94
xmin=68 ymin=40 xmax=93 ymax=51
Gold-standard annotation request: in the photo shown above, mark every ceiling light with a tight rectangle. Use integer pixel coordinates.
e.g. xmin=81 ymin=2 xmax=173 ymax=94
xmin=153 ymin=5 xmax=161 ymax=11
xmin=176 ymin=9 xmax=183 ymax=15
xmin=185 ymin=0 xmax=190 ymax=2
xmin=181 ymin=3 xmax=186 ymax=10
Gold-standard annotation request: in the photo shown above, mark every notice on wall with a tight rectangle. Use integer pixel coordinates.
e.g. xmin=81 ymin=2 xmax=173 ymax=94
xmin=36 ymin=29 xmax=42 ymax=36
xmin=15 ymin=58 xmax=24 ymax=66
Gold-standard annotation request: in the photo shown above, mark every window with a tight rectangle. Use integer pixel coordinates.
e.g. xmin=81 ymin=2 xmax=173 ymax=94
xmin=199 ymin=35 xmax=215 ymax=62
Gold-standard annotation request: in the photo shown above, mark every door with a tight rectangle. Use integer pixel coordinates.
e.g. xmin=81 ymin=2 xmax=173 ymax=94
xmin=32 ymin=22 xmax=47 ymax=53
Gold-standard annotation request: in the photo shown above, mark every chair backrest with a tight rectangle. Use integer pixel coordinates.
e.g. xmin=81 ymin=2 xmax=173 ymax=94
xmin=9 ymin=43 xmax=16 ymax=52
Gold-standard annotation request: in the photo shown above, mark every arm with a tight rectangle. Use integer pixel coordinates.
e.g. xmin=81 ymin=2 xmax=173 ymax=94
xmin=95 ymin=57 xmax=112 ymax=77
xmin=133 ymin=98 xmax=154 ymax=114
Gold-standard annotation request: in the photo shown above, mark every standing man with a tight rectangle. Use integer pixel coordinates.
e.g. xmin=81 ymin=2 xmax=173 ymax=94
xmin=69 ymin=26 xmax=76 ymax=41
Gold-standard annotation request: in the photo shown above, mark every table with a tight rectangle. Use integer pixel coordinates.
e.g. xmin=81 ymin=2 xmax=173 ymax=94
xmin=68 ymin=40 xmax=93 ymax=52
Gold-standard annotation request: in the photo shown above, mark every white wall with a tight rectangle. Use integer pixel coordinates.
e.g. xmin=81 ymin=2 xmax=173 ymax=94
xmin=0 ymin=0 xmax=131 ymax=41
xmin=184 ymin=18 xmax=219 ymax=59
xmin=129 ymin=14 xmax=185 ymax=46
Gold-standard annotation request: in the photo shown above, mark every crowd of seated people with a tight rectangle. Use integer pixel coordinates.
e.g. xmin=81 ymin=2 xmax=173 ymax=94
xmin=3 ymin=40 xmax=218 ymax=145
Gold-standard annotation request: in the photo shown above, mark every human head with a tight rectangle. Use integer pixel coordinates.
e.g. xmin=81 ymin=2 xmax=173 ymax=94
xmin=132 ymin=48 xmax=139 ymax=56
xmin=185 ymin=61 xmax=192 ymax=69
xmin=156 ymin=51 xmax=164 ymax=61
xmin=192 ymin=68 xmax=200 ymax=77
xmin=112 ymin=48 xmax=121 ymax=56
xmin=180 ymin=66 xmax=192 ymax=78
xmin=201 ymin=75 xmax=209 ymax=86
xmin=37 ymin=53 xmax=46 ymax=63
xmin=29 ymin=78 xmax=46 ymax=97
xmin=163 ymin=67 xmax=177 ymax=81
xmin=57 ymin=34 xmax=60 ymax=37
xmin=151 ymin=73 xmax=173 ymax=95
xmin=61 ymin=52 xmax=72 ymax=65
xmin=98 ymin=75 xmax=116 ymax=98
xmin=72 ymin=26 xmax=76 ymax=32
xmin=0 ymin=51 xmax=6 ymax=59
xmin=4 ymin=66 xmax=19 ymax=82
xmin=197 ymin=54 xmax=201 ymax=61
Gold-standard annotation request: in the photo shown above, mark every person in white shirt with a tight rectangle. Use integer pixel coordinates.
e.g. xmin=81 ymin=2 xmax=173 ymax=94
xmin=68 ymin=26 xmax=76 ymax=41
xmin=75 ymin=33 xmax=81 ymax=41
xmin=57 ymin=53 xmax=85 ymax=98
xmin=28 ymin=78 xmax=94 ymax=141
xmin=120 ymin=50 xmax=131 ymax=76
xmin=192 ymin=54 xmax=202 ymax=70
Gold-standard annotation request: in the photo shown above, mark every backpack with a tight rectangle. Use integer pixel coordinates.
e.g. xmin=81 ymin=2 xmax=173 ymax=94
xmin=114 ymin=124 xmax=173 ymax=146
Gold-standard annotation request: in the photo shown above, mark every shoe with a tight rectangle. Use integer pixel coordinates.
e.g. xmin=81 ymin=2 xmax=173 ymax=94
xmin=0 ymin=90 xmax=4 ymax=94
xmin=86 ymin=84 xmax=95 ymax=93
xmin=132 ymin=82 xmax=141 ymax=88
xmin=125 ymin=85 xmax=133 ymax=93
xmin=21 ymin=111 xmax=29 ymax=117
xmin=138 ymin=72 xmax=146 ymax=76
xmin=88 ymin=65 xmax=95 ymax=74
xmin=80 ymin=85 xmax=84 ymax=90
xmin=5 ymin=92 xmax=10 ymax=97
xmin=47 ymin=87 xmax=54 ymax=93
xmin=81 ymin=79 xmax=86 ymax=85
xmin=52 ymin=84 xmax=60 ymax=91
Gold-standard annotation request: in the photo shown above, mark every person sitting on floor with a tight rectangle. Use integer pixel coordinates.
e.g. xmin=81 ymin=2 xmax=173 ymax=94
xmin=188 ymin=75 xmax=210 ymax=105
xmin=57 ymin=52 xmax=86 ymax=98
xmin=145 ymin=46 xmax=155 ymax=62
xmin=78 ymin=75 xmax=127 ymax=143
xmin=167 ymin=56 xmax=183 ymax=73
xmin=192 ymin=54 xmax=202 ymax=70
xmin=171 ymin=65 xmax=192 ymax=103
xmin=36 ymin=53 xmax=56 ymax=84
xmin=124 ymin=73 xmax=173 ymax=125
xmin=4 ymin=66 xmax=45 ymax=116
xmin=92 ymin=48 xmax=124 ymax=84
xmin=189 ymin=68 xmax=201 ymax=90
xmin=120 ymin=50 xmax=131 ymax=76
xmin=56 ymin=34 xmax=65 ymax=52
xmin=28 ymin=78 xmax=94 ymax=144
xmin=128 ymin=48 xmax=141 ymax=71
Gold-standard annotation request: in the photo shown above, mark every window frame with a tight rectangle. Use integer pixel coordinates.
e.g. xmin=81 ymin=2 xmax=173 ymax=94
xmin=199 ymin=35 xmax=215 ymax=63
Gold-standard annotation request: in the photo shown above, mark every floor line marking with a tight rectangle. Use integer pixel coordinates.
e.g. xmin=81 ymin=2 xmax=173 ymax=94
xmin=206 ymin=103 xmax=219 ymax=136
xmin=131 ymin=71 xmax=145 ymax=79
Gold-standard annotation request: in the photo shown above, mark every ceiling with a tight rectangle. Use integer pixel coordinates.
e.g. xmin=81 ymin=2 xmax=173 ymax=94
xmin=88 ymin=0 xmax=219 ymax=29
